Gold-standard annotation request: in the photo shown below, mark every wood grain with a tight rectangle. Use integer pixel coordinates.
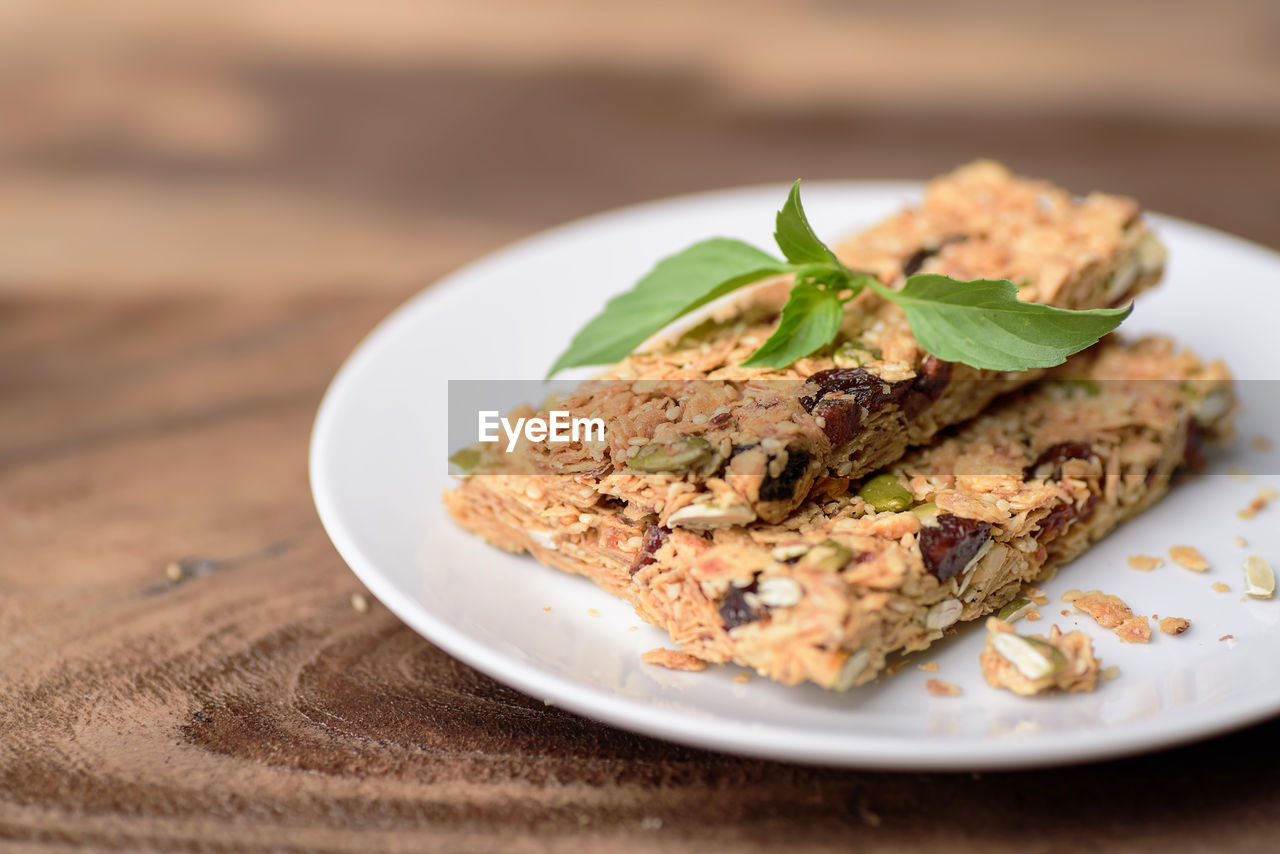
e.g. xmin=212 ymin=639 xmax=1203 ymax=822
xmin=6 ymin=296 xmax=1280 ymax=851
xmin=3 ymin=2 xmax=1280 ymax=850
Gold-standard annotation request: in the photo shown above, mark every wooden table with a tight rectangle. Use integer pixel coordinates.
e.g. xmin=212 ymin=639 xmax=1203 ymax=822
xmin=4 ymin=4 xmax=1280 ymax=851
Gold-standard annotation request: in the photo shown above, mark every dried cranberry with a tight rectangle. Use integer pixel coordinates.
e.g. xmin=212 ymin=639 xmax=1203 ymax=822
xmin=628 ymin=524 xmax=669 ymax=576
xmin=919 ymin=514 xmax=992 ymax=581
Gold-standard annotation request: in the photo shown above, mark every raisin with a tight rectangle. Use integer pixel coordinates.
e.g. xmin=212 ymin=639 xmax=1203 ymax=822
xmin=1024 ymin=442 xmax=1094 ymax=480
xmin=901 ymin=246 xmax=937 ymax=278
xmin=918 ymin=514 xmax=992 ymax=581
xmin=759 ymin=447 xmax=812 ymax=502
xmin=719 ymin=581 xmax=759 ymax=629
xmin=1182 ymin=419 xmax=1208 ymax=472
xmin=802 ymin=368 xmax=908 ymax=446
xmin=900 ymin=235 xmax=965 ymax=278
xmin=1034 ymin=493 xmax=1099 ymax=543
xmin=900 ymin=355 xmax=953 ymax=418
xmin=628 ymin=524 xmax=669 ymax=576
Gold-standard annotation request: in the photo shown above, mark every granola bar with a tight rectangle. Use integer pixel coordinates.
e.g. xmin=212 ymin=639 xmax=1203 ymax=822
xmin=447 ymin=336 xmax=1233 ymax=688
xmin=451 ymin=161 xmax=1167 ymax=532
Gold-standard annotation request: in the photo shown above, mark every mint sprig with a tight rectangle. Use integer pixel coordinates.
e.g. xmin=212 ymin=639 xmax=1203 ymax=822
xmin=547 ymin=181 xmax=1131 ymax=376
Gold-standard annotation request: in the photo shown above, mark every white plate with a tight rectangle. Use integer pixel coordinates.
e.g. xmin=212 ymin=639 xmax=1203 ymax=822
xmin=311 ymin=182 xmax=1280 ymax=770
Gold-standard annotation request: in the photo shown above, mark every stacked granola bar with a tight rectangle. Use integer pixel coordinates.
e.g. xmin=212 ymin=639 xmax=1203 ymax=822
xmin=455 ymin=161 xmax=1166 ymax=528
xmin=444 ymin=163 xmax=1233 ymax=690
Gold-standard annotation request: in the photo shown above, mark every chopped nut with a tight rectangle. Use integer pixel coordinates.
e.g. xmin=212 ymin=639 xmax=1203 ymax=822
xmin=991 ymin=633 xmax=1065 ymax=679
xmin=350 ymin=592 xmax=370 ymax=613
xmin=1102 ymin=665 xmax=1121 ymax=681
xmin=1212 ymin=582 xmax=1232 ymax=592
xmin=1159 ymin=617 xmax=1191 ymax=635
xmin=1022 ymin=585 xmax=1050 ymax=605
xmin=926 ymin=678 xmax=962 ymax=697
xmin=642 ymin=648 xmax=707 ymax=671
xmin=1243 ymin=554 xmax=1275 ymax=599
xmin=756 ymin=577 xmax=803 ymax=608
xmin=918 ymin=661 xmax=939 ymax=672
xmin=1169 ymin=545 xmax=1209 ymax=572
xmin=770 ymin=543 xmax=810 ymax=562
xmin=924 ymin=598 xmax=963 ymax=630
xmin=1233 ymin=535 xmax=1248 ymax=548
xmin=667 ymin=496 xmax=757 ymax=529
xmin=1025 ymin=609 xmax=1043 ymax=621
xmin=1127 ymin=554 xmax=1163 ymax=571
xmin=1061 ymin=589 xmax=1084 ymax=603
xmin=833 ymin=649 xmax=872 ymax=691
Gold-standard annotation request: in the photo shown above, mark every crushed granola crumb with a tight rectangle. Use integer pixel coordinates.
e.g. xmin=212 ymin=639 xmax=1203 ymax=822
xmin=1233 ymin=535 xmax=1248 ymax=548
xmin=1074 ymin=591 xmax=1151 ymax=643
xmin=1114 ymin=616 xmax=1152 ymax=643
xmin=1023 ymin=585 xmax=1050 ymax=605
xmin=1169 ymin=545 xmax=1209 ymax=572
xmin=1061 ymin=589 xmax=1084 ymax=603
xmin=642 ymin=648 xmax=708 ymax=671
xmin=918 ymin=661 xmax=939 ymax=672
xmin=1159 ymin=617 xmax=1191 ymax=635
xmin=1127 ymin=554 xmax=1163 ymax=571
xmin=926 ymin=678 xmax=962 ymax=697
xmin=980 ymin=618 xmax=1100 ymax=695
xmin=1238 ymin=487 xmax=1278 ymax=519
xmin=1218 ymin=634 xmax=1235 ymax=643
xmin=1073 ymin=591 xmax=1134 ymax=628
xmin=1025 ymin=609 xmax=1043 ymax=621
xmin=1060 ymin=609 xmax=1071 ymax=616
xmin=1212 ymin=582 xmax=1232 ymax=592
xmin=1102 ymin=665 xmax=1121 ymax=681
xmin=543 ymin=606 xmax=552 ymax=612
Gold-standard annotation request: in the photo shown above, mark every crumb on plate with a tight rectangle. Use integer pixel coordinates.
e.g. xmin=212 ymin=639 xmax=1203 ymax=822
xmin=642 ymin=648 xmax=708 ymax=671
xmin=1169 ymin=545 xmax=1209 ymax=572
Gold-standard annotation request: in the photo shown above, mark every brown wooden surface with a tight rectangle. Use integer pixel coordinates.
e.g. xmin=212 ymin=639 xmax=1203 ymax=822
xmin=3 ymin=3 xmax=1280 ymax=851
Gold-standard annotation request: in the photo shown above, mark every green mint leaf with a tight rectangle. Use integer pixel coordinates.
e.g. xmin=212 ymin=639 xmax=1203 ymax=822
xmin=774 ymin=180 xmax=842 ymax=268
xmin=740 ymin=281 xmax=844 ymax=368
xmin=547 ymin=238 xmax=792 ymax=376
xmin=868 ymin=275 xmax=1131 ymax=371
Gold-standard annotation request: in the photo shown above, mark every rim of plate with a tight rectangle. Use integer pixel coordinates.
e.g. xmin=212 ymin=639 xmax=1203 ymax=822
xmin=310 ymin=181 xmax=1280 ymax=770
